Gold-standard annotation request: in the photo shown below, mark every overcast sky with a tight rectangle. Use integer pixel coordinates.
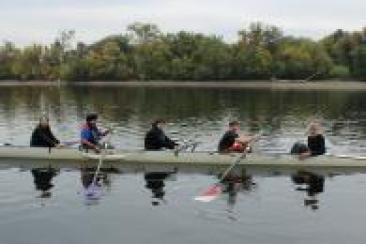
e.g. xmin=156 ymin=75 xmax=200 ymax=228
xmin=1 ymin=0 xmax=365 ymax=46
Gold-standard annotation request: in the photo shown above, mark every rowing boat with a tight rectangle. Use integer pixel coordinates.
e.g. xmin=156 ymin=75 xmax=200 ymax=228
xmin=0 ymin=146 xmax=365 ymax=175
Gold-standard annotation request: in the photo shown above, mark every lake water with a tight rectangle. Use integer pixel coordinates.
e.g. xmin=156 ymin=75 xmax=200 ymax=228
xmin=0 ymin=84 xmax=365 ymax=244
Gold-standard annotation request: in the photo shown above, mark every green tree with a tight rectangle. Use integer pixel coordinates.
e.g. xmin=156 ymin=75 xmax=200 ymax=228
xmin=86 ymin=41 xmax=131 ymax=80
xmin=353 ymin=44 xmax=366 ymax=80
xmin=273 ymin=38 xmax=332 ymax=79
xmin=0 ymin=42 xmax=19 ymax=79
xmin=127 ymin=22 xmax=161 ymax=44
xmin=11 ymin=44 xmax=44 ymax=80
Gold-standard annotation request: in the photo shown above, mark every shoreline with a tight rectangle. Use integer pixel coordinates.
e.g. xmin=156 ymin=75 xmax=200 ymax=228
xmin=0 ymin=80 xmax=366 ymax=90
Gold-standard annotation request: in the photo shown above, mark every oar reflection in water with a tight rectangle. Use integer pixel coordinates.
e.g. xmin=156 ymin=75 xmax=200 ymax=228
xmin=80 ymin=167 xmax=114 ymax=205
xmin=31 ymin=167 xmax=59 ymax=199
xmin=291 ymin=171 xmax=325 ymax=210
xmin=221 ymin=174 xmax=257 ymax=216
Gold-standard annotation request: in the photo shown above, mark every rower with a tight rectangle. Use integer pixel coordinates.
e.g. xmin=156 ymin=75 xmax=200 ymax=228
xmin=307 ymin=121 xmax=326 ymax=156
xmin=144 ymin=119 xmax=178 ymax=150
xmin=30 ymin=116 xmax=60 ymax=148
xmin=291 ymin=121 xmax=326 ymax=159
xmin=218 ymin=121 xmax=256 ymax=153
xmin=80 ymin=113 xmax=109 ymax=153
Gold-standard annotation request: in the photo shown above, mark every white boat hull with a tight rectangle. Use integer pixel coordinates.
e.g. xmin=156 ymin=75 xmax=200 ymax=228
xmin=0 ymin=146 xmax=365 ymax=175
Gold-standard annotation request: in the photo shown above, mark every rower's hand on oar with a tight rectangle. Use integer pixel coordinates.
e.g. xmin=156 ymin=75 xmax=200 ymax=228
xmin=94 ymin=147 xmax=101 ymax=154
xmin=103 ymin=127 xmax=114 ymax=136
xmin=101 ymin=130 xmax=110 ymax=137
xmin=299 ymin=151 xmax=311 ymax=160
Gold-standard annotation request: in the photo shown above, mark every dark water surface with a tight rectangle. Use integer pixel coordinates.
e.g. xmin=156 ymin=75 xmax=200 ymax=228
xmin=0 ymin=85 xmax=365 ymax=244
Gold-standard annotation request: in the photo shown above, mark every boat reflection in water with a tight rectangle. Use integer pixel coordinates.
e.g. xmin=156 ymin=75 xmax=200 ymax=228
xmin=144 ymin=171 xmax=176 ymax=206
xmin=31 ymin=167 xmax=59 ymax=199
xmin=291 ymin=171 xmax=325 ymax=210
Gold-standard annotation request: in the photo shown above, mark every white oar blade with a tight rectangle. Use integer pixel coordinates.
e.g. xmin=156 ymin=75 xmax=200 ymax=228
xmin=194 ymin=184 xmax=222 ymax=202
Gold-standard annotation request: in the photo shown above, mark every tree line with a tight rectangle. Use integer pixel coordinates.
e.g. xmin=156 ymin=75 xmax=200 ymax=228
xmin=0 ymin=22 xmax=366 ymax=81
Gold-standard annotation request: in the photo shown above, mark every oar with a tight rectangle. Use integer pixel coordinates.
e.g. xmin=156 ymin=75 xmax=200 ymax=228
xmin=174 ymin=140 xmax=201 ymax=156
xmin=84 ymin=132 xmax=113 ymax=200
xmin=62 ymin=140 xmax=80 ymax=146
xmin=194 ymin=131 xmax=264 ymax=202
xmin=84 ymin=146 xmax=105 ymax=200
xmin=194 ymin=152 xmax=247 ymax=202
xmin=84 ymin=129 xmax=114 ymax=199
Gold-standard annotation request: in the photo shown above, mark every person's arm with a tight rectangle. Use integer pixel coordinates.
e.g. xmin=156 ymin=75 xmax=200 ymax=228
xmin=299 ymin=151 xmax=311 ymax=159
xmin=81 ymin=138 xmax=99 ymax=150
xmin=48 ymin=129 xmax=60 ymax=146
xmin=96 ymin=127 xmax=109 ymax=137
xmin=101 ymin=129 xmax=110 ymax=137
xmin=164 ymin=135 xmax=178 ymax=149
xmin=236 ymin=135 xmax=256 ymax=145
xmin=38 ymin=129 xmax=59 ymax=147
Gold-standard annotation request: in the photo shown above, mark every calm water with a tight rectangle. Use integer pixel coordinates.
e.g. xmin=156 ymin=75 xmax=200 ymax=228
xmin=0 ymin=85 xmax=365 ymax=244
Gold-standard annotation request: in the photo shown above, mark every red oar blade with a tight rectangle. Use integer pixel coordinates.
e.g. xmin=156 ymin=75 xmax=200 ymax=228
xmin=194 ymin=184 xmax=223 ymax=202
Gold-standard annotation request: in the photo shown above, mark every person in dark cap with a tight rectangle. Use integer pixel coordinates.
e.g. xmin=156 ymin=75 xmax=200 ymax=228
xmin=80 ymin=113 xmax=109 ymax=152
xmin=144 ymin=119 xmax=178 ymax=150
xmin=30 ymin=116 xmax=60 ymax=148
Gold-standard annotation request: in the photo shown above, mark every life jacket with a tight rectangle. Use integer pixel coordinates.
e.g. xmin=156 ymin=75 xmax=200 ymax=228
xmin=229 ymin=142 xmax=246 ymax=153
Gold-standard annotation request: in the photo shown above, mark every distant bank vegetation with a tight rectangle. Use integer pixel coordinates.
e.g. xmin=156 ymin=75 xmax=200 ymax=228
xmin=0 ymin=22 xmax=366 ymax=81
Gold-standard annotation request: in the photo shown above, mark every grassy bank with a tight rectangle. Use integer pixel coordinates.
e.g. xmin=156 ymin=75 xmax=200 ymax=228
xmin=0 ymin=80 xmax=366 ymax=91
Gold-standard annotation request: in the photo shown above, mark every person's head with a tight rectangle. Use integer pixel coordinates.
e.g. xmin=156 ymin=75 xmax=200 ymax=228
xmin=307 ymin=121 xmax=323 ymax=136
xmin=38 ymin=116 xmax=50 ymax=129
xmin=229 ymin=121 xmax=240 ymax=133
xmin=86 ymin=113 xmax=98 ymax=127
xmin=152 ymin=119 xmax=166 ymax=129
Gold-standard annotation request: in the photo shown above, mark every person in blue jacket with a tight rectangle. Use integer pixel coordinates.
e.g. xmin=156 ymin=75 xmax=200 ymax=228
xmin=80 ymin=113 xmax=109 ymax=152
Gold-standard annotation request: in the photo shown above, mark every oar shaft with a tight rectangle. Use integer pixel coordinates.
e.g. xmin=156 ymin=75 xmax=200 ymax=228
xmin=92 ymin=153 xmax=103 ymax=184
xmin=218 ymin=153 xmax=246 ymax=182
xmin=90 ymin=130 xmax=113 ymax=185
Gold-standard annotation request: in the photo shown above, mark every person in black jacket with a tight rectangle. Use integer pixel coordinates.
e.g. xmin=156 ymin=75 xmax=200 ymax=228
xmin=290 ymin=121 xmax=326 ymax=159
xmin=30 ymin=116 xmax=60 ymax=148
xmin=144 ymin=119 xmax=178 ymax=150
xmin=307 ymin=121 xmax=326 ymax=156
